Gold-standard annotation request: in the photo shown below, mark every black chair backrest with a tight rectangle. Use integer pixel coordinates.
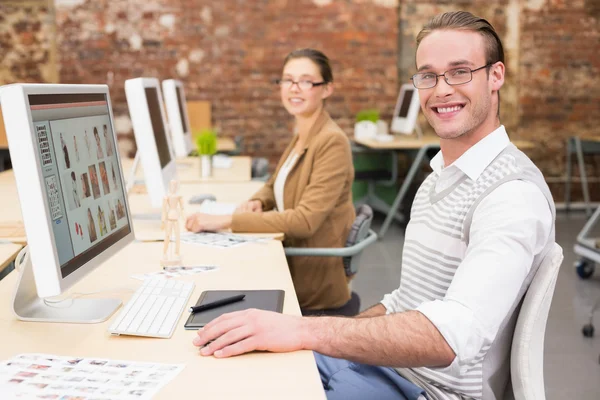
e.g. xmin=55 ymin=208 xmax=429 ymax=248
xmin=343 ymin=204 xmax=374 ymax=277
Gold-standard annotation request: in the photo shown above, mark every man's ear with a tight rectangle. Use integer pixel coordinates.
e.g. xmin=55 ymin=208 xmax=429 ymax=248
xmin=490 ymin=61 xmax=505 ymax=92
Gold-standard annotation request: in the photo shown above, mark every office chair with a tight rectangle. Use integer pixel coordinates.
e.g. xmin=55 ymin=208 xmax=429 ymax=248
xmin=507 ymin=243 xmax=563 ymax=400
xmin=251 ymin=157 xmax=270 ymax=181
xmin=284 ymin=205 xmax=377 ymax=316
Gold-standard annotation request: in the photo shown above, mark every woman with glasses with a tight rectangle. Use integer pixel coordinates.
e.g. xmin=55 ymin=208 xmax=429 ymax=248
xmin=186 ymin=48 xmax=356 ymax=314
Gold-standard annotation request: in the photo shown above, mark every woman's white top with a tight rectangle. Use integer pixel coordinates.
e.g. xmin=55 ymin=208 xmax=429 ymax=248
xmin=274 ymin=151 xmax=299 ymax=212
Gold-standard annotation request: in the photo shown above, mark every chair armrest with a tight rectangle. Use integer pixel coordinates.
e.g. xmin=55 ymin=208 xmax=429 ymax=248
xmin=284 ymin=230 xmax=377 ymax=257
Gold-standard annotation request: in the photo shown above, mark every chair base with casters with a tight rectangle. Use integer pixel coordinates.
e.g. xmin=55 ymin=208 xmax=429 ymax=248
xmin=284 ymin=205 xmax=377 ymax=317
xmin=571 ymin=204 xmax=600 ymax=345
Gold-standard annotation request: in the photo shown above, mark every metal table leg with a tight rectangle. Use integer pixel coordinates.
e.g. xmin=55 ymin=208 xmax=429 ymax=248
xmin=565 ymin=137 xmax=573 ymax=212
xmin=378 ymin=144 xmax=439 ymax=239
xmin=574 ymin=137 xmax=592 ymax=216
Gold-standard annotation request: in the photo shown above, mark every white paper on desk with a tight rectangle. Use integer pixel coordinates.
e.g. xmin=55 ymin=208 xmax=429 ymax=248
xmin=130 ymin=270 xmax=181 ymax=281
xmin=131 ymin=266 xmax=219 ymax=280
xmin=198 ymin=200 xmax=237 ymax=215
xmin=180 ymin=232 xmax=267 ymax=248
xmin=0 ymin=353 xmax=184 ymax=400
xmin=212 ymin=154 xmax=232 ymax=169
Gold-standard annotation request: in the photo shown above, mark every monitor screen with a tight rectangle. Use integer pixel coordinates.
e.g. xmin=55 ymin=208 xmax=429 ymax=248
xmin=28 ymin=93 xmax=131 ymax=279
xmin=397 ymin=89 xmax=414 ymax=118
xmin=144 ymin=87 xmax=172 ymax=169
xmin=175 ymin=86 xmax=189 ymax=134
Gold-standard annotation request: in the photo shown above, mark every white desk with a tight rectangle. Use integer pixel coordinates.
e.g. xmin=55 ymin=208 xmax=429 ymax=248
xmin=354 ymin=136 xmax=535 ymax=238
xmin=0 ymin=242 xmax=22 ymax=278
xmin=0 ymin=172 xmax=268 ymax=243
xmin=0 ymin=241 xmax=325 ymax=399
xmin=122 ymin=156 xmax=252 ymax=184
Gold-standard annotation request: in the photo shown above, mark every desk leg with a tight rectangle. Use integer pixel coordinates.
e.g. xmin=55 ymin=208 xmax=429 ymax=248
xmin=378 ymin=145 xmax=436 ymax=239
xmin=575 ymin=137 xmax=592 ymax=216
xmin=565 ymin=137 xmax=573 ymax=212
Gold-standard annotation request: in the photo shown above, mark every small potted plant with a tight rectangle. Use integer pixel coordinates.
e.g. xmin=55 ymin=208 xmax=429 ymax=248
xmin=354 ymin=109 xmax=380 ymax=140
xmin=195 ymin=129 xmax=217 ymax=177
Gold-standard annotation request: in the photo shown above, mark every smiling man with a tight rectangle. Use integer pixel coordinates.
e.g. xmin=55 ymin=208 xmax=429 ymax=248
xmin=191 ymin=11 xmax=556 ymax=400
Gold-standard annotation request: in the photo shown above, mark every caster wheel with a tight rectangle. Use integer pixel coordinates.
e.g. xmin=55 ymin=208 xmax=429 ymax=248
xmin=576 ymin=260 xmax=595 ymax=279
xmin=582 ymin=324 xmax=595 ymax=338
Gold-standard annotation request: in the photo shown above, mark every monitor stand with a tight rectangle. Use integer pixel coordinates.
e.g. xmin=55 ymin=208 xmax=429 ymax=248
xmin=12 ymin=248 xmax=122 ymax=323
xmin=126 ymin=152 xmax=162 ymax=221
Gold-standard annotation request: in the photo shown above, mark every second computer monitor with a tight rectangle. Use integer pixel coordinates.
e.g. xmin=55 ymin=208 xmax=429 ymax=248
xmin=390 ymin=83 xmax=420 ymax=135
xmin=162 ymin=79 xmax=193 ymax=158
xmin=125 ymin=77 xmax=177 ymax=208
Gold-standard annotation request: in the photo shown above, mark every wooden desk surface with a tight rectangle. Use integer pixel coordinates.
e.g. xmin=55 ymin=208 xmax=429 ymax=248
xmin=127 ymin=181 xmax=264 ymax=215
xmin=0 ymin=241 xmax=325 ymax=399
xmin=0 ymin=242 xmax=22 ymax=272
xmin=0 ymin=171 xmax=268 ymax=243
xmin=354 ymin=135 xmax=536 ymax=150
xmin=130 ymin=181 xmax=275 ymax=241
xmin=121 ymin=155 xmax=252 ymax=183
xmin=354 ymin=135 xmax=440 ymax=150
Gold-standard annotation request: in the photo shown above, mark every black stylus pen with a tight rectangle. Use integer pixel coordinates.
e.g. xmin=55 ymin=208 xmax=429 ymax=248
xmin=188 ymin=294 xmax=246 ymax=313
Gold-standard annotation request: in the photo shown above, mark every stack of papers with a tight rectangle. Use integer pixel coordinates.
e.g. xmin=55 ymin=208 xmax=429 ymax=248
xmin=0 ymin=353 xmax=184 ymax=399
xmin=212 ymin=154 xmax=232 ymax=169
xmin=180 ymin=232 xmax=266 ymax=248
xmin=131 ymin=265 xmax=219 ymax=280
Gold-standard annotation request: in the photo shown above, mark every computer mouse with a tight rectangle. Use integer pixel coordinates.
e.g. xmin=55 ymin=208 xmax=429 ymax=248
xmin=189 ymin=194 xmax=217 ymax=205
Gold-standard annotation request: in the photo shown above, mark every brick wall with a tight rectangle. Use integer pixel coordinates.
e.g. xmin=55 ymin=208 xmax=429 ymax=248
xmin=53 ymin=0 xmax=399 ymax=160
xmin=398 ymin=0 xmax=600 ymax=201
xmin=0 ymin=0 xmax=57 ymax=85
xmin=1 ymin=0 xmax=599 ymax=200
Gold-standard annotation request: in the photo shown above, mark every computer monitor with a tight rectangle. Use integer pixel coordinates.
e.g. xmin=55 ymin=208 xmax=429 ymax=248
xmin=125 ymin=77 xmax=177 ymax=209
xmin=0 ymin=83 xmax=134 ymax=323
xmin=162 ymin=79 xmax=193 ymax=158
xmin=390 ymin=83 xmax=420 ymax=135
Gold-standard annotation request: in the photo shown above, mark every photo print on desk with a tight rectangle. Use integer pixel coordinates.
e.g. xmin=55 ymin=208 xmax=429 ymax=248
xmin=99 ymin=161 xmax=110 ymax=195
xmin=88 ymin=164 xmax=101 ymax=199
xmin=180 ymin=232 xmax=267 ymax=248
xmin=0 ymin=353 xmax=184 ymax=400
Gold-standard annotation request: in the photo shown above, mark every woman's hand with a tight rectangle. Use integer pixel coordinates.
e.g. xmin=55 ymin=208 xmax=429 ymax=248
xmin=185 ymin=213 xmax=232 ymax=232
xmin=235 ymin=200 xmax=263 ymax=214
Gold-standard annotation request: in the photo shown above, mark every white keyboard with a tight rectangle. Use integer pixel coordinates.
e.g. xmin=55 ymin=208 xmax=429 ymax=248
xmin=108 ymin=278 xmax=195 ymax=338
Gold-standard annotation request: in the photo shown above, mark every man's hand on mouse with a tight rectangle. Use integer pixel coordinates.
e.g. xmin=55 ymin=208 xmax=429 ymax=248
xmin=235 ymin=200 xmax=263 ymax=214
xmin=192 ymin=309 xmax=308 ymax=358
xmin=186 ymin=213 xmax=232 ymax=232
